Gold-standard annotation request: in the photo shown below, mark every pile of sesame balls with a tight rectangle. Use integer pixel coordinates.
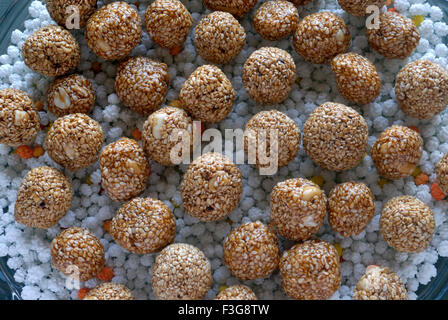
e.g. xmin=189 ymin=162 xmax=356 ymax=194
xmin=1 ymin=0 xmax=448 ymax=301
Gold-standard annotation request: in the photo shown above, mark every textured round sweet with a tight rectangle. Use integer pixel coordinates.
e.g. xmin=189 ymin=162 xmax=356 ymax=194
xmin=436 ymin=152 xmax=448 ymax=194
xmin=99 ymin=137 xmax=151 ymax=202
xmin=142 ymin=106 xmax=193 ymax=166
xmin=145 ymin=0 xmax=193 ymax=50
xmin=280 ymin=240 xmax=341 ymax=300
xmin=85 ymin=1 xmax=142 ymax=60
xmin=45 ymin=0 xmax=97 ymax=29
xmin=270 ymin=177 xmax=327 ymax=241
xmin=152 ymin=243 xmax=212 ymax=300
xmin=110 ymin=197 xmax=176 ymax=254
xmin=380 ymin=195 xmax=435 ymax=253
xmin=395 ymin=60 xmax=448 ymax=120
xmin=14 ymin=166 xmax=72 ymax=229
xmin=115 ymin=56 xmax=169 ymax=115
xmin=194 ymin=11 xmax=246 ymax=65
xmin=47 ymin=74 xmax=95 ymax=117
xmin=371 ymin=125 xmax=423 ymax=179
xmin=331 ymin=52 xmax=381 ymax=105
xmin=353 ymin=265 xmax=408 ymax=300
xmin=214 ymin=285 xmax=258 ymax=300
xmin=293 ymin=11 xmax=350 ymax=64
xmin=201 ymin=0 xmax=258 ymax=18
xmin=22 ymin=25 xmax=80 ymax=77
xmin=302 ymin=102 xmax=369 ymax=172
xmin=244 ymin=110 xmax=301 ymax=169
xmin=289 ymin=0 xmax=313 ymax=5
xmin=180 ymin=152 xmax=242 ymax=221
xmin=50 ymin=227 xmax=105 ymax=282
xmin=45 ymin=113 xmax=104 ymax=172
xmin=328 ymin=182 xmax=375 ymax=237
xmin=337 ymin=0 xmax=387 ymax=16
xmin=253 ymin=1 xmax=299 ymax=41
xmin=242 ymin=47 xmax=296 ymax=105
xmin=83 ymin=282 xmax=135 ymax=300
xmin=366 ymin=12 xmax=420 ymax=59
xmin=0 ymin=88 xmax=40 ymax=147
xmin=179 ymin=65 xmax=235 ymax=123
xmin=223 ymin=221 xmax=279 ymax=280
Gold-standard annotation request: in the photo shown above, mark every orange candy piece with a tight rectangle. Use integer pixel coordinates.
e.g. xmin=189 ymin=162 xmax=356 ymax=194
xmin=77 ymin=287 xmax=90 ymax=300
xmin=431 ymin=182 xmax=446 ymax=201
xmin=414 ymin=173 xmax=429 ymax=186
xmin=16 ymin=145 xmax=33 ymax=159
xmin=97 ymin=266 xmax=114 ymax=281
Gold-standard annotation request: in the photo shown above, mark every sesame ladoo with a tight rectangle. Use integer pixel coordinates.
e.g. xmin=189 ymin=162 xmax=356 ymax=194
xmin=270 ymin=177 xmax=327 ymax=241
xmin=85 ymin=1 xmax=142 ymax=61
xmin=395 ymin=60 xmax=448 ymax=119
xmin=115 ymin=56 xmax=169 ymax=115
xmin=152 ymin=243 xmax=212 ymax=300
xmin=302 ymin=102 xmax=369 ymax=172
xmin=99 ymin=137 xmax=151 ymax=202
xmin=179 ymin=65 xmax=235 ymax=123
xmin=22 ymin=25 xmax=80 ymax=77
xmin=371 ymin=125 xmax=423 ymax=180
xmin=337 ymin=0 xmax=387 ymax=16
xmin=45 ymin=0 xmax=97 ymax=29
xmin=194 ymin=11 xmax=246 ymax=65
xmin=436 ymin=152 xmax=448 ymax=194
xmin=201 ymin=0 xmax=258 ymax=18
xmin=45 ymin=113 xmax=104 ymax=172
xmin=83 ymin=282 xmax=135 ymax=300
xmin=0 ymin=88 xmax=40 ymax=147
xmin=46 ymin=74 xmax=95 ymax=117
xmin=253 ymin=1 xmax=299 ymax=41
xmin=289 ymin=0 xmax=313 ymax=5
xmin=242 ymin=47 xmax=296 ymax=105
xmin=14 ymin=166 xmax=73 ymax=229
xmin=328 ymin=182 xmax=375 ymax=237
xmin=214 ymin=285 xmax=258 ymax=300
xmin=180 ymin=152 xmax=242 ymax=222
xmin=51 ymin=227 xmax=105 ymax=282
xmin=279 ymin=240 xmax=341 ymax=300
xmin=145 ymin=0 xmax=193 ymax=50
xmin=223 ymin=221 xmax=279 ymax=280
xmin=353 ymin=265 xmax=408 ymax=300
xmin=110 ymin=197 xmax=176 ymax=254
xmin=293 ymin=11 xmax=350 ymax=64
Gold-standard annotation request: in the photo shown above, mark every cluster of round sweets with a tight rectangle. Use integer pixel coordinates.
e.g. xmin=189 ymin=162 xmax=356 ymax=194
xmin=0 ymin=0 xmax=447 ymax=300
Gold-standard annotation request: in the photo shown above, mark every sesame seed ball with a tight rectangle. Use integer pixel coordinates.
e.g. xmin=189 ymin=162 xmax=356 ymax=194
xmin=180 ymin=152 xmax=243 ymax=222
xmin=436 ymin=152 xmax=448 ymax=194
xmin=142 ymin=106 xmax=193 ymax=166
xmin=289 ymin=0 xmax=313 ymax=5
xmin=51 ymin=227 xmax=105 ymax=282
xmin=395 ymin=60 xmax=448 ymax=120
xmin=328 ymin=182 xmax=375 ymax=237
xmin=110 ymin=197 xmax=176 ymax=254
xmin=270 ymin=178 xmax=327 ymax=241
xmin=152 ymin=243 xmax=212 ymax=300
xmin=179 ymin=65 xmax=235 ymax=123
xmin=293 ymin=11 xmax=350 ymax=64
xmin=47 ymin=74 xmax=95 ymax=117
xmin=244 ymin=110 xmax=301 ymax=169
xmin=194 ymin=11 xmax=246 ymax=65
xmin=331 ymin=52 xmax=381 ymax=105
xmin=223 ymin=221 xmax=280 ymax=280
xmin=45 ymin=0 xmax=97 ymax=29
xmin=353 ymin=265 xmax=408 ymax=300
xmin=22 ymin=25 xmax=81 ymax=77
xmin=253 ymin=1 xmax=299 ymax=41
xmin=201 ymin=0 xmax=258 ymax=19
xmin=84 ymin=282 xmax=135 ymax=300
xmin=214 ymin=285 xmax=258 ymax=300
xmin=371 ymin=125 xmax=423 ymax=180
xmin=46 ymin=113 xmax=104 ymax=172
xmin=0 ymin=88 xmax=40 ymax=147
xmin=85 ymin=1 xmax=142 ymax=61
xmin=14 ymin=166 xmax=73 ymax=229
xmin=145 ymin=0 xmax=193 ymax=50
xmin=337 ymin=0 xmax=387 ymax=16
xmin=380 ymin=195 xmax=435 ymax=253
xmin=302 ymin=102 xmax=369 ymax=172
xmin=279 ymin=240 xmax=341 ymax=300
xmin=100 ymin=137 xmax=150 ymax=202
xmin=366 ymin=12 xmax=420 ymax=59
xmin=242 ymin=47 xmax=296 ymax=105
xmin=115 ymin=56 xmax=169 ymax=115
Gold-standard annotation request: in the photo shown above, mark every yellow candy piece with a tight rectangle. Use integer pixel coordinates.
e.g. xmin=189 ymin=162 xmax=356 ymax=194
xmin=218 ymin=285 xmax=228 ymax=293
xmin=86 ymin=176 xmax=93 ymax=186
xmin=412 ymin=15 xmax=424 ymax=27
xmin=170 ymin=198 xmax=180 ymax=208
xmin=378 ymin=177 xmax=389 ymax=188
xmin=411 ymin=166 xmax=422 ymax=177
xmin=310 ymin=175 xmax=325 ymax=187
xmin=32 ymin=146 xmax=44 ymax=158
xmin=333 ymin=243 xmax=343 ymax=257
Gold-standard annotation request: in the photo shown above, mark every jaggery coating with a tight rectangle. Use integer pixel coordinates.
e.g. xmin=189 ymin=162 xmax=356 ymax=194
xmin=201 ymin=0 xmax=258 ymax=18
xmin=45 ymin=0 xmax=97 ymax=29
xmin=338 ymin=0 xmax=387 ymax=16
xmin=214 ymin=285 xmax=258 ymax=300
xmin=84 ymin=282 xmax=135 ymax=300
xmin=253 ymin=1 xmax=299 ymax=41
